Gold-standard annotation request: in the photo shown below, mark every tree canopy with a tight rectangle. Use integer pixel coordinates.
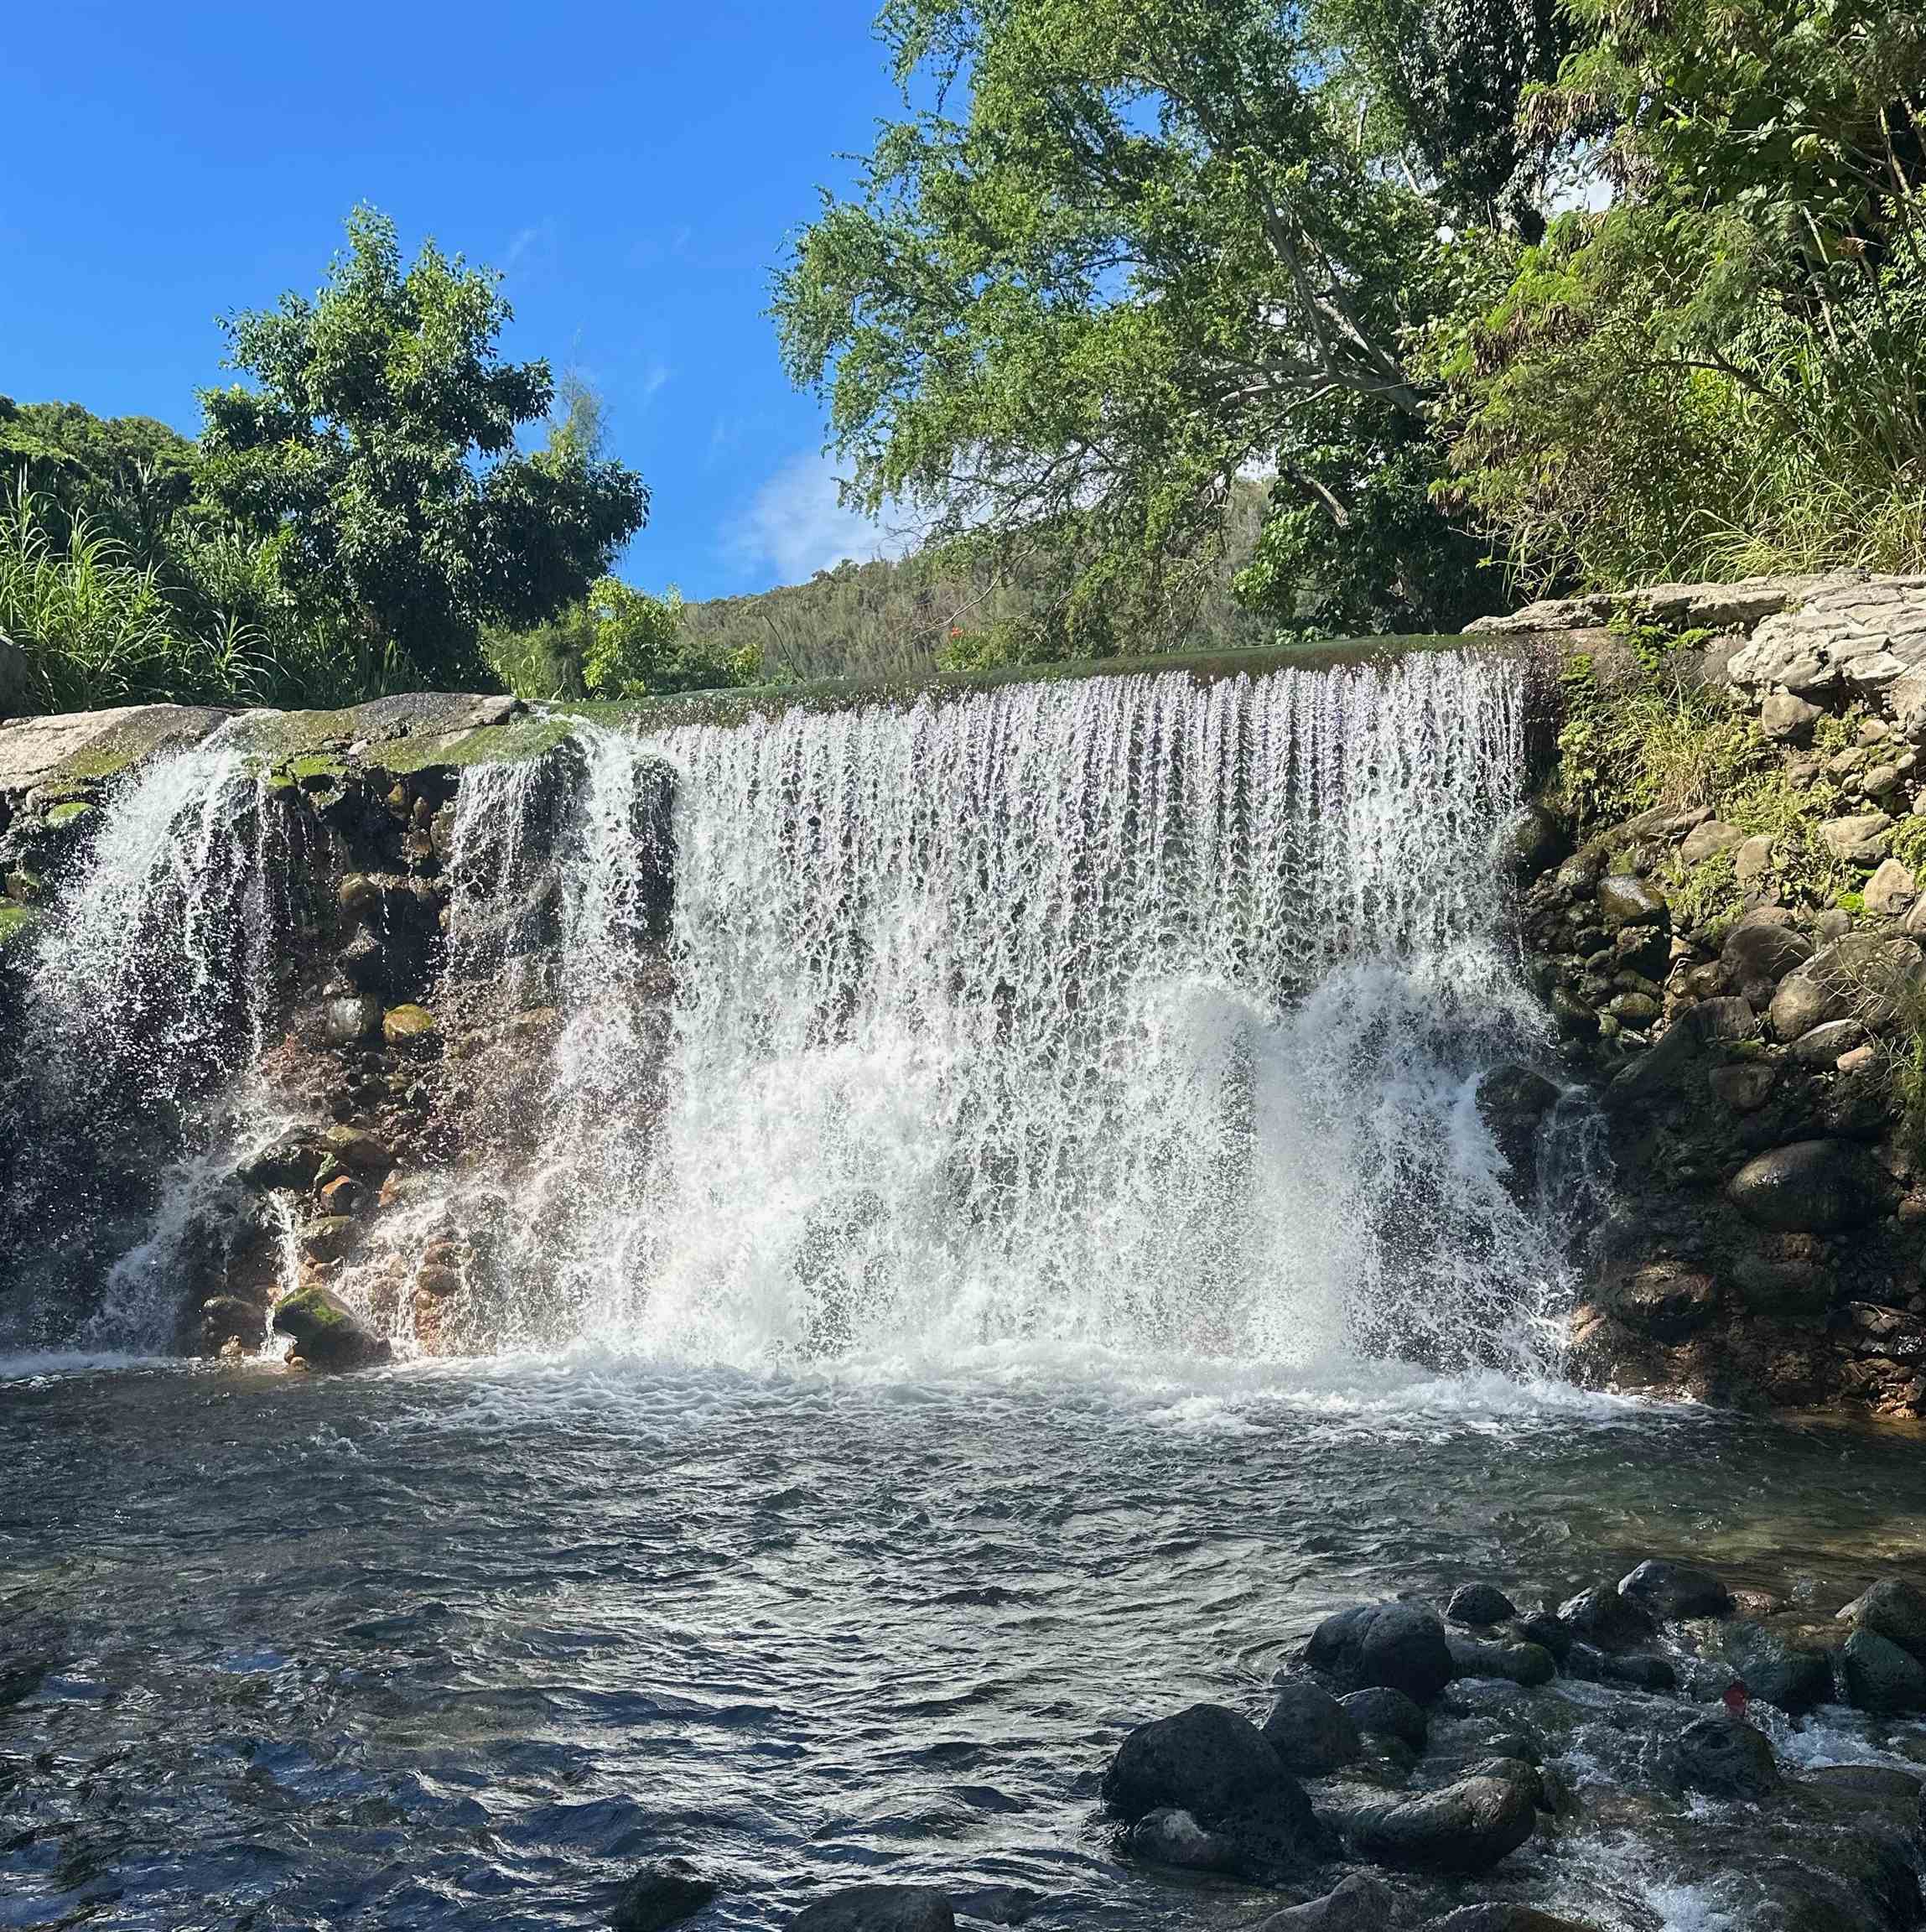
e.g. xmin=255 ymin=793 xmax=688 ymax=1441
xmin=199 ymin=206 xmax=650 ymax=691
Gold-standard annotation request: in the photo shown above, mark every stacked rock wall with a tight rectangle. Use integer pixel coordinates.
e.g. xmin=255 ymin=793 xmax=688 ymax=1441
xmin=1495 ymin=572 xmax=1926 ymax=1415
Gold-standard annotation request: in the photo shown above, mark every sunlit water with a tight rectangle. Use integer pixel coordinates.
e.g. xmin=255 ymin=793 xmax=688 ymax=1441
xmin=3 ymin=1354 xmax=1924 ymax=1931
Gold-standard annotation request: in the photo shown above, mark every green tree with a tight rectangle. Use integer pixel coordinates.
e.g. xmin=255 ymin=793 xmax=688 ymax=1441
xmin=0 ymin=398 xmax=198 ymax=560
xmin=1438 ymin=1 xmax=1926 ymax=588
xmin=773 ymin=0 xmax=1565 ymax=643
xmin=199 ymin=206 xmax=650 ymax=692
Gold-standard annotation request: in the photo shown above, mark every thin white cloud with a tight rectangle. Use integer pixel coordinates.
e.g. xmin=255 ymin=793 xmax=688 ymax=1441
xmin=641 ymin=359 xmax=671 ymax=402
xmin=727 ymin=448 xmax=924 ymax=584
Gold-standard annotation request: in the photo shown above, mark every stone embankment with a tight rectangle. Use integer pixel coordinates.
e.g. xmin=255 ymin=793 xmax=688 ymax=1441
xmin=1485 ymin=571 xmax=1926 ymax=1415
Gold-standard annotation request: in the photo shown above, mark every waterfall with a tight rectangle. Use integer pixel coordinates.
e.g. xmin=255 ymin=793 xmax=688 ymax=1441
xmin=430 ymin=648 xmax=1572 ymax=1374
xmin=5 ymin=733 xmax=308 ymax=1350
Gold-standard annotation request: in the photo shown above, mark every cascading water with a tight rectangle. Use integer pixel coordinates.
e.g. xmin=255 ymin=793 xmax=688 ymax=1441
xmin=3 ymin=730 xmax=310 ymax=1350
xmin=427 ymin=647 xmax=1579 ymax=1375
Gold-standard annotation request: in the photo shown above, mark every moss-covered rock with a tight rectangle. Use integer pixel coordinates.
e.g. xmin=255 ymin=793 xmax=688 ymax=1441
xmin=381 ymin=1003 xmax=436 ymax=1046
xmin=271 ymin=1285 xmax=389 ymax=1369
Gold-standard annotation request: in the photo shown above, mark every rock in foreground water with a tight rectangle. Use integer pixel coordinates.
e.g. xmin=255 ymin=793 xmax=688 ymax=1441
xmin=1842 ymin=1628 xmax=1926 ymax=1714
xmin=271 ymin=1285 xmax=389 ymax=1368
xmin=1618 ymin=1560 xmax=1733 ymax=1621
xmin=1340 ymin=1686 xmax=1428 ymax=1749
xmin=792 ymin=1887 xmax=954 ymax=1932
xmin=1263 ymin=1680 xmax=1360 ymax=1772
xmin=1101 ymin=1702 xmax=1290 ymax=1823
xmin=610 ymin=1860 xmax=718 ymax=1932
xmin=1446 ymin=1582 xmax=1518 ymax=1627
xmin=1666 ymin=1715 xmax=1778 ymax=1800
xmin=1253 ymin=1873 xmax=1398 ymax=1929
xmin=1343 ymin=1762 xmax=1537 ymax=1872
xmin=1839 ymin=1578 xmax=1926 ymax=1662
xmin=1307 ymin=1601 xmax=1452 ymax=1701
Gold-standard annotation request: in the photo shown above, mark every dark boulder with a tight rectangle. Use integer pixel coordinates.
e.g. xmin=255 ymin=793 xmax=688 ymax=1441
xmin=1263 ymin=1679 xmax=1360 ymax=1774
xmin=1215 ymin=1783 xmax=1338 ymax=1883
xmin=1841 ymin=1628 xmax=1926 ymax=1715
xmin=1727 ymin=1139 xmax=1886 ymax=1233
xmin=1446 ymin=1582 xmax=1518 ymax=1628
xmin=1598 ymin=876 xmax=1668 ymax=932
xmin=238 ymin=1126 xmax=330 ymax=1192
xmin=1721 ymin=911 xmax=1813 ymax=1007
xmin=1619 ymin=1560 xmax=1734 ymax=1621
xmin=1511 ymin=1612 xmax=1571 ymax=1662
xmin=1424 ymin=1911 xmax=1601 ymax=1932
xmin=1838 ymin=1578 xmax=1926 ymax=1663
xmin=1563 ymin=1644 xmax=1675 ymax=1692
xmin=1126 ymin=1806 xmax=1234 ymax=1872
xmin=1344 ymin=1762 xmax=1537 ymax=1873
xmin=1101 ymin=1702 xmax=1290 ymax=1824
xmin=1253 ymin=1874 xmax=1399 ymax=1931
xmin=1355 ymin=1603 xmax=1454 ymax=1701
xmin=791 ymin=1888 xmax=953 ymax=1932
xmin=1446 ymin=1633 xmax=1555 ymax=1687
xmin=1666 ymin=1715 xmax=1778 ymax=1800
xmin=1557 ymin=1584 xmax=1659 ymax=1650
xmin=1339 ymin=1686 xmax=1428 ymax=1750
xmin=1476 ymin=1067 xmax=1561 ymax=1200
xmin=272 ymin=1285 xmax=390 ymax=1369
xmin=611 ymin=1860 xmax=719 ymax=1932
xmin=1713 ymin=1623 xmax=1835 ymax=1716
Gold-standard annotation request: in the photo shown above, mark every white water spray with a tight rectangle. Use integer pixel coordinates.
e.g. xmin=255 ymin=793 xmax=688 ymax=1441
xmin=433 ymin=649 xmax=1575 ymax=1374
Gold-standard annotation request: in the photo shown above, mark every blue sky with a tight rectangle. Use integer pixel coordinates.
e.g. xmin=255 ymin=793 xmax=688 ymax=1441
xmin=1 ymin=0 xmax=916 ymax=600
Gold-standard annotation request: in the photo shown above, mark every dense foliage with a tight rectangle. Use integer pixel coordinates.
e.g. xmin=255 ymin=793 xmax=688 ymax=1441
xmin=3 ymin=210 xmax=651 ymax=716
xmin=779 ymin=0 xmax=1926 ymax=652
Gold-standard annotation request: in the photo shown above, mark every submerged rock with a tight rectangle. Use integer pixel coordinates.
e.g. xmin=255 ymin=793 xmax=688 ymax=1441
xmin=1424 ymin=1910 xmax=1601 ymax=1932
xmin=1446 ymin=1582 xmax=1518 ymax=1628
xmin=1666 ymin=1715 xmax=1778 ymax=1800
xmin=1619 ymin=1560 xmax=1734 ymax=1621
xmin=610 ymin=1860 xmax=718 ymax=1932
xmin=1263 ymin=1680 xmax=1360 ymax=1773
xmin=791 ymin=1887 xmax=953 ymax=1932
xmin=1127 ymin=1806 xmax=1234 ymax=1872
xmin=271 ymin=1285 xmax=389 ymax=1369
xmin=1563 ymin=1644 xmax=1676 ymax=1692
xmin=1344 ymin=1762 xmax=1537 ymax=1872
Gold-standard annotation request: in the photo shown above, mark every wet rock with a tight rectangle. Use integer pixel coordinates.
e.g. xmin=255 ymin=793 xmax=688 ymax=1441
xmin=1339 ymin=1686 xmax=1428 ymax=1750
xmin=1446 ymin=1582 xmax=1517 ymax=1627
xmin=1598 ymin=876 xmax=1668 ymax=932
xmin=1342 ymin=1602 xmax=1454 ymax=1702
xmin=1563 ymin=1644 xmax=1676 ymax=1692
xmin=610 ymin=1859 xmax=718 ymax=1932
xmin=382 ymin=1002 xmax=436 ymax=1046
xmin=1510 ymin=1612 xmax=1571 ymax=1662
xmin=1446 ymin=1633 xmax=1555 ymax=1687
xmin=300 ymin=1215 xmax=361 ymax=1264
xmin=318 ymin=1175 xmax=367 ymax=1217
xmin=321 ymin=1125 xmax=397 ymax=1175
xmin=1475 ymin=1067 xmax=1560 ymax=1197
xmin=1343 ymin=1762 xmax=1536 ymax=1873
xmin=1841 ymin=1628 xmax=1926 ymax=1715
xmin=1424 ymin=1909 xmax=1600 ymax=1932
xmin=1728 ymin=1139 xmax=1885 ymax=1233
xmin=322 ymin=993 xmax=384 ymax=1045
xmin=1666 ymin=1714 xmax=1779 ymax=1800
xmin=1262 ymin=1680 xmax=1360 ymax=1773
xmin=1619 ymin=1559 xmax=1733 ymax=1620
xmin=1557 ymin=1584 xmax=1658 ymax=1649
xmin=791 ymin=1887 xmax=953 ymax=1932
xmin=239 ymin=1127 xmax=330 ymax=1191
xmin=1711 ymin=1624 xmax=1835 ymax=1716
xmin=1838 ymin=1578 xmax=1926 ymax=1662
xmin=1597 ymin=1261 xmax=1719 ymax=1343
xmin=200 ymin=1296 xmax=262 ymax=1348
xmin=1101 ymin=1702 xmax=1292 ymax=1824
xmin=1711 ymin=1060 xmax=1778 ymax=1111
xmin=271 ymin=1285 xmax=389 ymax=1369
xmin=1126 ymin=1805 xmax=1234 ymax=1872
xmin=1253 ymin=1874 xmax=1399 ymax=1931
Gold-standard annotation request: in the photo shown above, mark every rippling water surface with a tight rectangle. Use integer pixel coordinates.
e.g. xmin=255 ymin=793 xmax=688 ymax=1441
xmin=4 ymin=1355 xmax=1925 ymax=1931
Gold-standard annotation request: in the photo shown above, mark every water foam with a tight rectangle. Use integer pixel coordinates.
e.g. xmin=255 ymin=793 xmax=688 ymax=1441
xmin=426 ymin=648 xmax=1584 ymax=1376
